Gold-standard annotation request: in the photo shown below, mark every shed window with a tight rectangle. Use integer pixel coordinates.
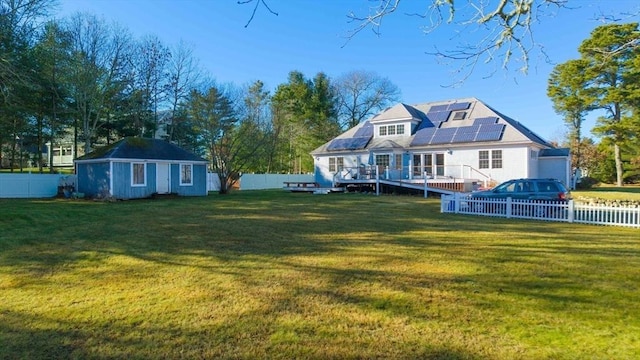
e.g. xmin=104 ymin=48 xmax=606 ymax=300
xmin=132 ymin=163 xmax=146 ymax=186
xmin=180 ymin=164 xmax=193 ymax=185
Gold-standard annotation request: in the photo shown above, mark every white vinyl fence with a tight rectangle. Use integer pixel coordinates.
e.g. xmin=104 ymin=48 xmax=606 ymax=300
xmin=441 ymin=193 xmax=640 ymax=228
xmin=207 ymin=173 xmax=314 ymax=192
xmin=0 ymin=173 xmax=65 ymax=198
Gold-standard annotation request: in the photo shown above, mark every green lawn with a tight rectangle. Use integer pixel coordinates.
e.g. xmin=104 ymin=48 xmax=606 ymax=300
xmin=574 ymin=184 xmax=640 ymax=201
xmin=1 ymin=191 xmax=639 ymax=359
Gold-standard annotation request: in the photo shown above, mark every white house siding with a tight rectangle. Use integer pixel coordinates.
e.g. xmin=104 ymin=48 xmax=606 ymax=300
xmin=444 ymin=146 xmax=530 ymax=184
xmin=315 ymin=153 xmax=364 ymax=187
xmin=539 ymin=157 xmax=571 ymax=186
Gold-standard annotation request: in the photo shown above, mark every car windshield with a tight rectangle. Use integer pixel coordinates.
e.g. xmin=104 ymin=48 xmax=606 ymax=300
xmin=494 ymin=181 xmax=517 ymax=193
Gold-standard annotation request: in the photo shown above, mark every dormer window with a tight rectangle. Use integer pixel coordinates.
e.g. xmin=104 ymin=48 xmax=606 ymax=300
xmin=378 ymin=124 xmax=406 ymax=137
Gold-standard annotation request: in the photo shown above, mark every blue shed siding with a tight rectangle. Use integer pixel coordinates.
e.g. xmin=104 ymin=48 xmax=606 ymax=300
xmin=170 ymin=163 xmax=208 ymax=196
xmin=111 ymin=162 xmax=157 ymax=199
xmin=77 ymin=162 xmax=110 ymax=197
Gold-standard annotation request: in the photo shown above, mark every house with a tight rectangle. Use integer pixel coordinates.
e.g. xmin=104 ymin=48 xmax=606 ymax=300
xmin=311 ymin=98 xmax=571 ymax=193
xmin=75 ymin=137 xmax=209 ymax=199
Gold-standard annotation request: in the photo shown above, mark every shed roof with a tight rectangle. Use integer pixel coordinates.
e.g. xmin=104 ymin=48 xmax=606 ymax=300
xmin=76 ymin=137 xmax=208 ymax=162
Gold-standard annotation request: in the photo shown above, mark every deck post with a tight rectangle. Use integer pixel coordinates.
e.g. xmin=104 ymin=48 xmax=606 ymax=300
xmin=375 ymin=165 xmax=380 ymax=196
xmin=423 ymin=171 xmax=428 ymax=198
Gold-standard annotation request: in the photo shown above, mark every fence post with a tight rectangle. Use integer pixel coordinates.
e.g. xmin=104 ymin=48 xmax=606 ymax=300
xmin=506 ymin=197 xmax=512 ymax=218
xmin=567 ymin=200 xmax=574 ymax=223
xmin=454 ymin=192 xmax=461 ymax=213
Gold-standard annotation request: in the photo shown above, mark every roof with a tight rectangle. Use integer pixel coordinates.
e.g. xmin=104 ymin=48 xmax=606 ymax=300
xmin=312 ymin=97 xmax=558 ymax=155
xmin=539 ymin=148 xmax=570 ymax=157
xmin=76 ymin=137 xmax=208 ymax=162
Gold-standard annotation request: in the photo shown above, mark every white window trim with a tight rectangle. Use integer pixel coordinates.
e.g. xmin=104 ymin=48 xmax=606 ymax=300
xmin=131 ymin=162 xmax=146 ymax=187
xmin=180 ymin=163 xmax=193 ymax=186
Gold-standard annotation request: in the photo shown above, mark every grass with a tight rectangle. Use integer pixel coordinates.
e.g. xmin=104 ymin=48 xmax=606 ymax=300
xmin=1 ymin=190 xmax=639 ymax=359
xmin=574 ymin=184 xmax=640 ymax=201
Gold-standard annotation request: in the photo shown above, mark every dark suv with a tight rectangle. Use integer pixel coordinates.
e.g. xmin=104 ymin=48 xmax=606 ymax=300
xmin=470 ymin=178 xmax=571 ymax=201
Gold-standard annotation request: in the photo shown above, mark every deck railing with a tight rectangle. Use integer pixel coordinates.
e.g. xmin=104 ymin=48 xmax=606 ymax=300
xmin=441 ymin=193 xmax=640 ymax=228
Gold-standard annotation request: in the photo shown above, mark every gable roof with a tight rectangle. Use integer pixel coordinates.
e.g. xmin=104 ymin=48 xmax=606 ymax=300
xmin=76 ymin=137 xmax=208 ymax=163
xmin=370 ymin=103 xmax=425 ymax=122
xmin=312 ymin=97 xmax=557 ymax=155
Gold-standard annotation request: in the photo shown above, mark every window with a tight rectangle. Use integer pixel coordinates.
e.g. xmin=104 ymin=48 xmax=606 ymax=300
xmin=180 ymin=164 xmax=193 ymax=185
xmin=530 ymin=150 xmax=538 ymax=159
xmin=376 ymin=154 xmax=390 ymax=168
xmin=328 ymin=157 xmax=343 ymax=172
xmin=132 ymin=163 xmax=146 ymax=186
xmin=379 ymin=125 xmax=405 ymax=136
xmin=435 ymin=153 xmax=445 ymax=176
xmin=394 ymin=154 xmax=403 ymax=170
xmin=452 ymin=111 xmax=466 ymax=120
xmin=479 ymin=151 xmax=489 ymax=169
xmin=479 ymin=150 xmax=502 ymax=169
xmin=491 ymin=150 xmax=503 ymax=169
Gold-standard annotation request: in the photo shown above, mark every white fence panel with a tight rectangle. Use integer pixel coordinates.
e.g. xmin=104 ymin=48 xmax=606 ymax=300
xmin=240 ymin=174 xmax=314 ymax=190
xmin=0 ymin=173 xmax=64 ymax=198
xmin=207 ymin=173 xmax=314 ymax=192
xmin=442 ymin=193 xmax=640 ymax=228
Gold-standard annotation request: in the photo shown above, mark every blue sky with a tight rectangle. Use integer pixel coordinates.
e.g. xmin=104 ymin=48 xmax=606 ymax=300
xmin=56 ymin=0 xmax=640 ymax=141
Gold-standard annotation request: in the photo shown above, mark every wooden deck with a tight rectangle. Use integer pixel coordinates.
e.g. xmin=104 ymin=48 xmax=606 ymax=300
xmin=283 ymin=181 xmax=344 ymax=193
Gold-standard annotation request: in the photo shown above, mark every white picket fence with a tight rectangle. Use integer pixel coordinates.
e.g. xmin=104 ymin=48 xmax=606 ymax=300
xmin=441 ymin=193 xmax=640 ymax=228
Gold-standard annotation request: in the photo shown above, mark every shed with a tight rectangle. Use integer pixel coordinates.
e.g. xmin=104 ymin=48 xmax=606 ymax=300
xmin=75 ymin=137 xmax=208 ymax=199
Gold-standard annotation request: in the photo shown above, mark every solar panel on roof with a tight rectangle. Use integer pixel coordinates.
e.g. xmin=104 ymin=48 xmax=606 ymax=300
xmin=410 ymin=127 xmax=436 ymax=146
xmin=456 ymin=125 xmax=479 ymax=133
xmin=447 ymin=102 xmax=471 ymax=111
xmin=478 ymin=123 xmax=505 ymax=133
xmin=353 ymin=122 xmax=373 ymax=138
xmin=427 ymin=111 xmax=451 ymax=122
xmin=326 ymin=138 xmax=347 ymax=151
xmin=429 ymin=104 xmax=449 ymax=112
xmin=474 ymin=131 xmax=503 ymax=142
xmin=474 ymin=117 xmax=498 ymax=125
xmin=451 ymin=132 xmax=476 ymax=143
xmin=349 ymin=137 xmax=371 ymax=149
xmin=429 ymin=128 xmax=456 ymax=144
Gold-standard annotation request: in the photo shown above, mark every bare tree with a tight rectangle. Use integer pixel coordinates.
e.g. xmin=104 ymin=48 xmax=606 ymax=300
xmin=131 ymin=35 xmax=170 ymax=137
xmin=240 ymin=1 xmax=577 ymax=82
xmin=334 ymin=70 xmax=400 ymax=129
xmin=166 ymin=40 xmax=202 ymax=142
xmin=66 ymin=12 xmax=132 ymax=153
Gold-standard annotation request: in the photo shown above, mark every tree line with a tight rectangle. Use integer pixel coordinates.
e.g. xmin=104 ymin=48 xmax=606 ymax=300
xmin=548 ymin=22 xmax=640 ymax=187
xmin=0 ymin=0 xmax=400 ymax=193
xmin=3 ymin=0 xmax=639 ymax=190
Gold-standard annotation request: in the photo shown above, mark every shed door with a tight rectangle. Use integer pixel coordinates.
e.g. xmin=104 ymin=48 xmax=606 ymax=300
xmin=156 ymin=163 xmax=170 ymax=194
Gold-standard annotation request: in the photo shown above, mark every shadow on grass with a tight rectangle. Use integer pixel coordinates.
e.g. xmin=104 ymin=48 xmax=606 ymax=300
xmin=2 ymin=192 xmax=639 ymax=358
